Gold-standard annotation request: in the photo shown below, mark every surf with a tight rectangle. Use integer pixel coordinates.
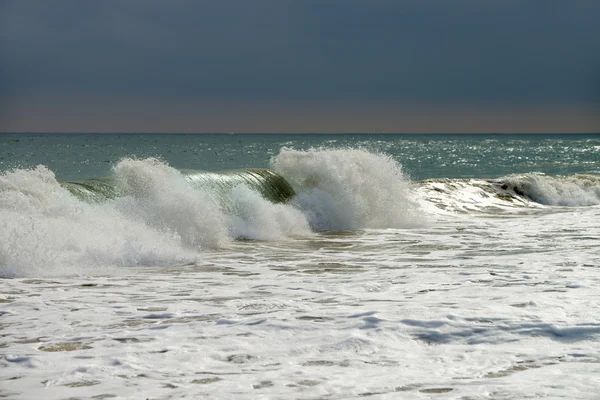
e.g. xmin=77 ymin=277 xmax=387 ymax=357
xmin=0 ymin=158 xmax=311 ymax=277
xmin=0 ymin=149 xmax=425 ymax=277
xmin=272 ymin=147 xmax=422 ymax=230
xmin=418 ymin=173 xmax=600 ymax=214
xmin=498 ymin=174 xmax=600 ymax=207
xmin=6 ymin=146 xmax=596 ymax=278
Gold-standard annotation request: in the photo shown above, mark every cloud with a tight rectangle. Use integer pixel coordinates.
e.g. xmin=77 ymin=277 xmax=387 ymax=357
xmin=1 ymin=0 xmax=599 ymax=126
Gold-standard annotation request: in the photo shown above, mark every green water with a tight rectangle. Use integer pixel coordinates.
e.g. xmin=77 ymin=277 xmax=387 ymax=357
xmin=0 ymin=133 xmax=598 ymax=181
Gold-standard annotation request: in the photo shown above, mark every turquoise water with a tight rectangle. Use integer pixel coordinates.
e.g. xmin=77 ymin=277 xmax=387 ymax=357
xmin=1 ymin=133 xmax=598 ymax=181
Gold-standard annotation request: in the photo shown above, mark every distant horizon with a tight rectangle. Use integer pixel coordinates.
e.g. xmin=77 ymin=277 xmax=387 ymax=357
xmin=3 ymin=132 xmax=599 ymax=135
xmin=2 ymin=99 xmax=598 ymax=134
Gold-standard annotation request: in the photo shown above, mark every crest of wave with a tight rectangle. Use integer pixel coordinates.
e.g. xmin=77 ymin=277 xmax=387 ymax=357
xmin=114 ymin=158 xmax=310 ymax=242
xmin=112 ymin=158 xmax=229 ymax=249
xmin=0 ymin=164 xmax=203 ymax=278
xmin=0 ymin=159 xmax=313 ymax=278
xmin=228 ymin=185 xmax=312 ymax=240
xmin=114 ymin=158 xmax=311 ymax=242
xmin=502 ymin=174 xmax=600 ymax=206
xmin=271 ymin=148 xmax=422 ymax=230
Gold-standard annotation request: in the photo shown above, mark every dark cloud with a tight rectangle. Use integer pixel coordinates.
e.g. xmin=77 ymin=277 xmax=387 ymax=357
xmin=0 ymin=1 xmax=293 ymax=97
xmin=1 ymin=0 xmax=599 ymax=105
xmin=286 ymin=0 xmax=600 ymax=104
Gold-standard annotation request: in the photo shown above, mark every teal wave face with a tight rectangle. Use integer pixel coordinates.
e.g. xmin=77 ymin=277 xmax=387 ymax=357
xmin=61 ymin=169 xmax=296 ymax=205
xmin=184 ymin=169 xmax=296 ymax=204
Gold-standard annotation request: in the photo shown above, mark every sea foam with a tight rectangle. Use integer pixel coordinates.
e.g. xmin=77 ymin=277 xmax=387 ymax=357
xmin=0 ymin=164 xmax=202 ymax=277
xmin=0 ymin=159 xmax=310 ymax=277
xmin=272 ymin=148 xmax=421 ymax=230
xmin=4 ymin=150 xmax=597 ymax=277
xmin=501 ymin=174 xmax=600 ymax=206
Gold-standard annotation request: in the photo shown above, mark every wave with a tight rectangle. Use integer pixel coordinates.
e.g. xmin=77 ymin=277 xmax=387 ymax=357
xmin=0 ymin=150 xmax=420 ymax=277
xmin=2 ymin=148 xmax=596 ymax=277
xmin=0 ymin=159 xmax=310 ymax=277
xmin=272 ymin=148 xmax=421 ymax=230
xmin=418 ymin=173 xmax=600 ymax=214
xmin=417 ymin=178 xmax=534 ymax=214
xmin=62 ymin=168 xmax=296 ymax=205
xmin=498 ymin=174 xmax=600 ymax=207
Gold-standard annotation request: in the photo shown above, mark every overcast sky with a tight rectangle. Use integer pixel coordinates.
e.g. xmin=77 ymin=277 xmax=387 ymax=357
xmin=1 ymin=0 xmax=599 ymax=133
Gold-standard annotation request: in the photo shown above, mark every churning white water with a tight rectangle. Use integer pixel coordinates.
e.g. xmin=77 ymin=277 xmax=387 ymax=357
xmin=2 ymin=137 xmax=600 ymax=399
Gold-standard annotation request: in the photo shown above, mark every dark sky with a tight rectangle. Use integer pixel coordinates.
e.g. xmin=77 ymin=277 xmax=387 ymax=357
xmin=1 ymin=0 xmax=599 ymax=132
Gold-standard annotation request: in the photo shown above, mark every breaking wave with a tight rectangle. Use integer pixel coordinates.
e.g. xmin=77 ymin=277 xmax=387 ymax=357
xmin=0 ymin=159 xmax=310 ymax=277
xmin=2 ymin=148 xmax=597 ymax=278
xmin=272 ymin=148 xmax=421 ymax=230
xmin=499 ymin=174 xmax=600 ymax=207
xmin=0 ymin=149 xmax=420 ymax=277
xmin=418 ymin=173 xmax=600 ymax=214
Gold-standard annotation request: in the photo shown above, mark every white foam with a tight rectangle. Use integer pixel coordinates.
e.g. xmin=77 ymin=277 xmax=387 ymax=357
xmin=416 ymin=178 xmax=541 ymax=215
xmin=3 ymin=205 xmax=600 ymax=399
xmin=0 ymin=159 xmax=312 ymax=277
xmin=228 ymin=185 xmax=312 ymax=240
xmin=112 ymin=158 xmax=229 ymax=249
xmin=0 ymin=164 xmax=203 ymax=278
xmin=5 ymin=154 xmax=596 ymax=278
xmin=502 ymin=174 xmax=600 ymax=206
xmin=272 ymin=148 xmax=422 ymax=230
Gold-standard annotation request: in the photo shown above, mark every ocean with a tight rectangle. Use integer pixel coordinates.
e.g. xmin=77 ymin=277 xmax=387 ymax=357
xmin=1 ymin=133 xmax=599 ymax=399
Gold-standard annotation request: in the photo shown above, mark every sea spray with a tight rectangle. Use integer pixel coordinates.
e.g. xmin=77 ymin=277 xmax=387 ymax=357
xmin=112 ymin=159 xmax=310 ymax=242
xmin=0 ymin=164 xmax=201 ymax=277
xmin=3 ymin=150 xmax=598 ymax=278
xmin=228 ymin=185 xmax=312 ymax=240
xmin=272 ymin=148 xmax=422 ymax=230
xmin=0 ymin=159 xmax=312 ymax=277
xmin=112 ymin=158 xmax=229 ymax=249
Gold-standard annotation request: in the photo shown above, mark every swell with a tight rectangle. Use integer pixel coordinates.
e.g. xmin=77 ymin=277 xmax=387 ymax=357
xmin=61 ymin=168 xmax=296 ymax=205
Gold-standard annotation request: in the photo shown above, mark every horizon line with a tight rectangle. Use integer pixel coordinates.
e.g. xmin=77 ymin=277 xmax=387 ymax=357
xmin=1 ymin=131 xmax=599 ymax=135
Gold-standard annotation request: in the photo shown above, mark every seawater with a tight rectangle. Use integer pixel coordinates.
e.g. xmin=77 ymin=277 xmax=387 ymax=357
xmin=1 ymin=133 xmax=598 ymax=180
xmin=1 ymin=133 xmax=599 ymax=399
